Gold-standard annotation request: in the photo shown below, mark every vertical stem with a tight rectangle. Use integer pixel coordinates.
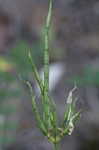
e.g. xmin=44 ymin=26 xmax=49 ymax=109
xmin=44 ymin=0 xmax=53 ymax=94
xmin=54 ymin=143 xmax=60 ymax=150
xmin=43 ymin=0 xmax=53 ymax=127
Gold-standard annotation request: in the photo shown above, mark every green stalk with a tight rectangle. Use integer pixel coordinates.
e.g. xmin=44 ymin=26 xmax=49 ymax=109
xmin=43 ymin=0 xmax=53 ymax=128
xmin=44 ymin=0 xmax=53 ymax=93
xmin=54 ymin=143 xmax=60 ymax=150
xmin=26 ymin=81 xmax=47 ymax=135
xmin=28 ymin=51 xmax=43 ymax=93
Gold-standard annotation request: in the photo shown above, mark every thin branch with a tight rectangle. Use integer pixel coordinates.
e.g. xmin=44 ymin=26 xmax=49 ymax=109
xmin=28 ymin=51 xmax=44 ymax=93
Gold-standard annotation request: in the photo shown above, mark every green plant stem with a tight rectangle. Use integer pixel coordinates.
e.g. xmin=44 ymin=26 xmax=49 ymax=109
xmin=43 ymin=0 xmax=53 ymax=128
xmin=54 ymin=143 xmax=60 ymax=150
xmin=44 ymin=0 xmax=53 ymax=94
xmin=28 ymin=51 xmax=43 ymax=93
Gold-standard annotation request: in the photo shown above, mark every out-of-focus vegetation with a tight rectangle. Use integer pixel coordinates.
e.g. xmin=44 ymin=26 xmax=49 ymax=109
xmin=0 ymin=40 xmax=44 ymax=148
xmin=68 ymin=66 xmax=99 ymax=87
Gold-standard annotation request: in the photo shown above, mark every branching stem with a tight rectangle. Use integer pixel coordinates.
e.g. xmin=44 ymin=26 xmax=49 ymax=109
xmin=26 ymin=0 xmax=80 ymax=150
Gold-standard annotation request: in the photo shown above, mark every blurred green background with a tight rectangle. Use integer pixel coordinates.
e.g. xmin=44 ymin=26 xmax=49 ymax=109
xmin=1 ymin=0 xmax=99 ymax=150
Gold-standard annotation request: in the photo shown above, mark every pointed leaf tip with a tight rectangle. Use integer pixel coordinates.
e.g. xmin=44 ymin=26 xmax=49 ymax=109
xmin=67 ymin=86 xmax=77 ymax=104
xmin=28 ymin=51 xmax=31 ymax=58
